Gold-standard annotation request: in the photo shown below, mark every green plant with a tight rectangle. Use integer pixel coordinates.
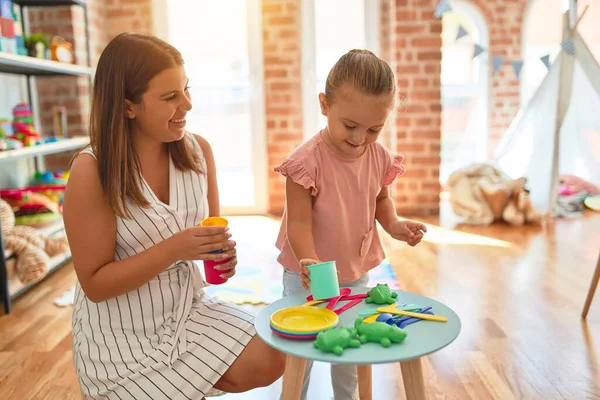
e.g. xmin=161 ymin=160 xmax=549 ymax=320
xmin=24 ymin=33 xmax=50 ymax=50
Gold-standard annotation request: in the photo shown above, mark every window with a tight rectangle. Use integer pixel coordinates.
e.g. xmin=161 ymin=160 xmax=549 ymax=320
xmin=302 ymin=0 xmax=380 ymax=140
xmin=440 ymin=1 xmax=490 ymax=185
xmin=160 ymin=0 xmax=267 ymax=214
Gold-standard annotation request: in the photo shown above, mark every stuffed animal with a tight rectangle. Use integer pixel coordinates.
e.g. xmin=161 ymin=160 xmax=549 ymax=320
xmin=501 ymin=182 xmax=544 ymax=225
xmin=448 ymin=163 xmax=543 ymax=226
xmin=0 ymin=198 xmax=69 ymax=285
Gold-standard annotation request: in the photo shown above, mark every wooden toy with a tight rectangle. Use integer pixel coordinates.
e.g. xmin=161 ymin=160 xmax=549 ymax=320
xmin=0 ymin=15 xmax=16 ymax=54
xmin=11 ymin=3 xmax=25 ymax=55
xmin=0 ymin=0 xmax=12 ymax=17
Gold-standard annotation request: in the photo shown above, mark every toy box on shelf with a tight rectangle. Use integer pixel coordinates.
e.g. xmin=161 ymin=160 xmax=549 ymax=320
xmin=11 ymin=2 xmax=25 ymax=56
xmin=0 ymin=0 xmax=17 ymax=54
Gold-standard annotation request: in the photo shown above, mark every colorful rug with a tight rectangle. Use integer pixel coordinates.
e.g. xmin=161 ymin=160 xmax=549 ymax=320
xmin=203 ymin=216 xmax=400 ymax=304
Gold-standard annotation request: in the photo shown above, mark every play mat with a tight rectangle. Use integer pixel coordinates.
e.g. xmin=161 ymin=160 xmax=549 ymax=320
xmin=199 ymin=216 xmax=400 ymax=304
xmin=203 ymin=259 xmax=400 ymax=305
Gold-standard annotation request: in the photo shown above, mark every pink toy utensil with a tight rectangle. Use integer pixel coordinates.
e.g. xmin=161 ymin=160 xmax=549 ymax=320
xmin=333 ymin=298 xmax=363 ymax=315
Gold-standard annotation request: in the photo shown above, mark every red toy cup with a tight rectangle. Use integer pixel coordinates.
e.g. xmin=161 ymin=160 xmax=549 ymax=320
xmin=200 ymin=216 xmax=231 ymax=285
xmin=203 ymin=258 xmax=231 ymax=285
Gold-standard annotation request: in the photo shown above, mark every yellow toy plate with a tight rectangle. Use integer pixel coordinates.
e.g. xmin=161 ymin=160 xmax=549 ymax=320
xmin=584 ymin=195 xmax=600 ymax=211
xmin=270 ymin=306 xmax=339 ymax=333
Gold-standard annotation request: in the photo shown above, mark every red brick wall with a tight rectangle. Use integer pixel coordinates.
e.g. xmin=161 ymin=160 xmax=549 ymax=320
xmin=106 ymin=0 xmax=154 ymax=37
xmin=384 ymin=0 xmax=442 ymax=216
xmin=261 ymin=0 xmax=304 ymax=216
xmin=378 ymin=0 xmax=396 ymax=151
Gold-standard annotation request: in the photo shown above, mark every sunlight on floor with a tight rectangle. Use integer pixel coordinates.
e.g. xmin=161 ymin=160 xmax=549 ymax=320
xmin=400 ymin=217 xmax=512 ymax=248
xmin=225 ymin=215 xmax=513 ymax=248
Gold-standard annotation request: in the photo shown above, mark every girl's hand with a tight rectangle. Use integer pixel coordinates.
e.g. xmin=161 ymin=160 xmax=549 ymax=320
xmin=167 ymin=225 xmax=236 ymax=261
xmin=299 ymin=258 xmax=320 ymax=290
xmin=388 ymin=220 xmax=427 ymax=246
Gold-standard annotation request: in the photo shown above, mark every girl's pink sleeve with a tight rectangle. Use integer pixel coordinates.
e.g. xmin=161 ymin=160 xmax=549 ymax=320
xmin=382 ymin=152 xmax=406 ymax=186
xmin=274 ymin=157 xmax=319 ymax=196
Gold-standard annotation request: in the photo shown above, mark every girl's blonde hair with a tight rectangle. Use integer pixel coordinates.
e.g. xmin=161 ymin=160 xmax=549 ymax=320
xmin=87 ymin=33 xmax=202 ymax=218
xmin=324 ymin=49 xmax=397 ymax=104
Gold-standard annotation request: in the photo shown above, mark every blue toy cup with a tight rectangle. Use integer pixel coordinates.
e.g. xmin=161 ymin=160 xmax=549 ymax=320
xmin=306 ymin=261 xmax=340 ymax=300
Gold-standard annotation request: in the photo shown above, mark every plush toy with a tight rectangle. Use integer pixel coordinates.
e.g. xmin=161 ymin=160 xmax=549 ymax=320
xmin=0 ymin=198 xmax=69 ymax=285
xmin=502 ymin=183 xmax=544 ymax=225
xmin=448 ymin=163 xmax=543 ymax=226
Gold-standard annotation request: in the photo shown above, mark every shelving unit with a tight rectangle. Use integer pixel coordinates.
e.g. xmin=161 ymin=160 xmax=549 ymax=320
xmin=0 ymin=0 xmax=92 ymax=314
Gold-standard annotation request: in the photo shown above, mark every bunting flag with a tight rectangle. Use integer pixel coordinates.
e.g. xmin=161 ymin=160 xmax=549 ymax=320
xmin=540 ymin=54 xmax=551 ymax=70
xmin=473 ymin=44 xmax=485 ymax=59
xmin=511 ymin=60 xmax=524 ymax=79
xmin=561 ymin=37 xmax=575 ymax=56
xmin=492 ymin=55 xmax=504 ymax=75
xmin=434 ymin=0 xmax=452 ymax=19
xmin=456 ymin=25 xmax=468 ymax=40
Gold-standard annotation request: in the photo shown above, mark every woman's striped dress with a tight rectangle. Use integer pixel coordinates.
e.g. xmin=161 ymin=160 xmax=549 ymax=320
xmin=72 ymin=133 xmax=256 ymax=399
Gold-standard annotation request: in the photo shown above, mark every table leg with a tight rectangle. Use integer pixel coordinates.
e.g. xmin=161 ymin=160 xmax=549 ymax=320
xmin=582 ymin=252 xmax=600 ymax=319
xmin=400 ymin=358 xmax=426 ymax=400
xmin=281 ymin=355 xmax=307 ymax=400
xmin=357 ymin=365 xmax=372 ymax=400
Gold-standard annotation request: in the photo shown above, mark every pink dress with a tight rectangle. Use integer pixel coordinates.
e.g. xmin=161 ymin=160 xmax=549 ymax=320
xmin=274 ymin=132 xmax=406 ymax=284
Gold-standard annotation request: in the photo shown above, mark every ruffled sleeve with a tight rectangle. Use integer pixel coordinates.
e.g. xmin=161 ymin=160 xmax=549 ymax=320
xmin=274 ymin=158 xmax=318 ymax=196
xmin=382 ymin=152 xmax=406 ymax=186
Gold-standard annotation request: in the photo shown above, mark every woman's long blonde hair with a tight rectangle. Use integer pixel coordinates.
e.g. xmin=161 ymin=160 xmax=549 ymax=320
xmin=88 ymin=33 xmax=202 ymax=218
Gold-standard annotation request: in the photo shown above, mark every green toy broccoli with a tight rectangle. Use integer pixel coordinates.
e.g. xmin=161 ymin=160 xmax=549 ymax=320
xmin=365 ymin=283 xmax=398 ymax=305
xmin=354 ymin=317 xmax=407 ymax=347
xmin=313 ymin=327 xmax=362 ymax=355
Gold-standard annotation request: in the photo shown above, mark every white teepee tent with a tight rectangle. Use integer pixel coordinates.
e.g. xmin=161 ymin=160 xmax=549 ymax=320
xmin=494 ymin=7 xmax=600 ymax=214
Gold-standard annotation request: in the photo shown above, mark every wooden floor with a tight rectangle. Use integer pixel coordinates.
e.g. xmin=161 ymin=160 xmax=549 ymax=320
xmin=1 ymin=206 xmax=599 ymax=400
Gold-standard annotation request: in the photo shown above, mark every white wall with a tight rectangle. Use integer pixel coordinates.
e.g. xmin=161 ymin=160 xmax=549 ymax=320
xmin=0 ymin=74 xmax=34 ymax=189
xmin=0 ymin=74 xmax=27 ymax=118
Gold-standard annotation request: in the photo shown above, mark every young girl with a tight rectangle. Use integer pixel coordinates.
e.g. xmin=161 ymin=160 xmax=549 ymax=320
xmin=63 ymin=33 xmax=284 ymax=399
xmin=275 ymin=49 xmax=427 ymax=399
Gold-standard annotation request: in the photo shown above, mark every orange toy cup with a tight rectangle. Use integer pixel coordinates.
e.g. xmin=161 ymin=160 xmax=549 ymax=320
xmin=200 ymin=217 xmax=230 ymax=285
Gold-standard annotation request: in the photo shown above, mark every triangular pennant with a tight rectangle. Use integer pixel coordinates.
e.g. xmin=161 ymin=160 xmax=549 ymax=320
xmin=540 ymin=54 xmax=551 ymax=70
xmin=434 ymin=0 xmax=452 ymax=19
xmin=472 ymin=44 xmax=485 ymax=59
xmin=561 ymin=37 xmax=575 ymax=56
xmin=511 ymin=60 xmax=524 ymax=79
xmin=492 ymin=55 xmax=504 ymax=75
xmin=456 ymin=25 xmax=468 ymax=40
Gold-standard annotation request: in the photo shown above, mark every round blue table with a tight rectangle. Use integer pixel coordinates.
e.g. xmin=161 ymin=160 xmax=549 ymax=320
xmin=255 ymin=286 xmax=461 ymax=400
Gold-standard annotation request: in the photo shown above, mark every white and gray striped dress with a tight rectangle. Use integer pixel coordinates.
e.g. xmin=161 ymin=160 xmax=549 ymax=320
xmin=72 ymin=133 xmax=256 ymax=399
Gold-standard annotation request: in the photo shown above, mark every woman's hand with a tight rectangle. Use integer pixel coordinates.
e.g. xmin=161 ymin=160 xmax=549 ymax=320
xmin=215 ymin=255 xmax=238 ymax=280
xmin=167 ymin=225 xmax=235 ymax=261
xmin=299 ymin=258 xmax=320 ymax=290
